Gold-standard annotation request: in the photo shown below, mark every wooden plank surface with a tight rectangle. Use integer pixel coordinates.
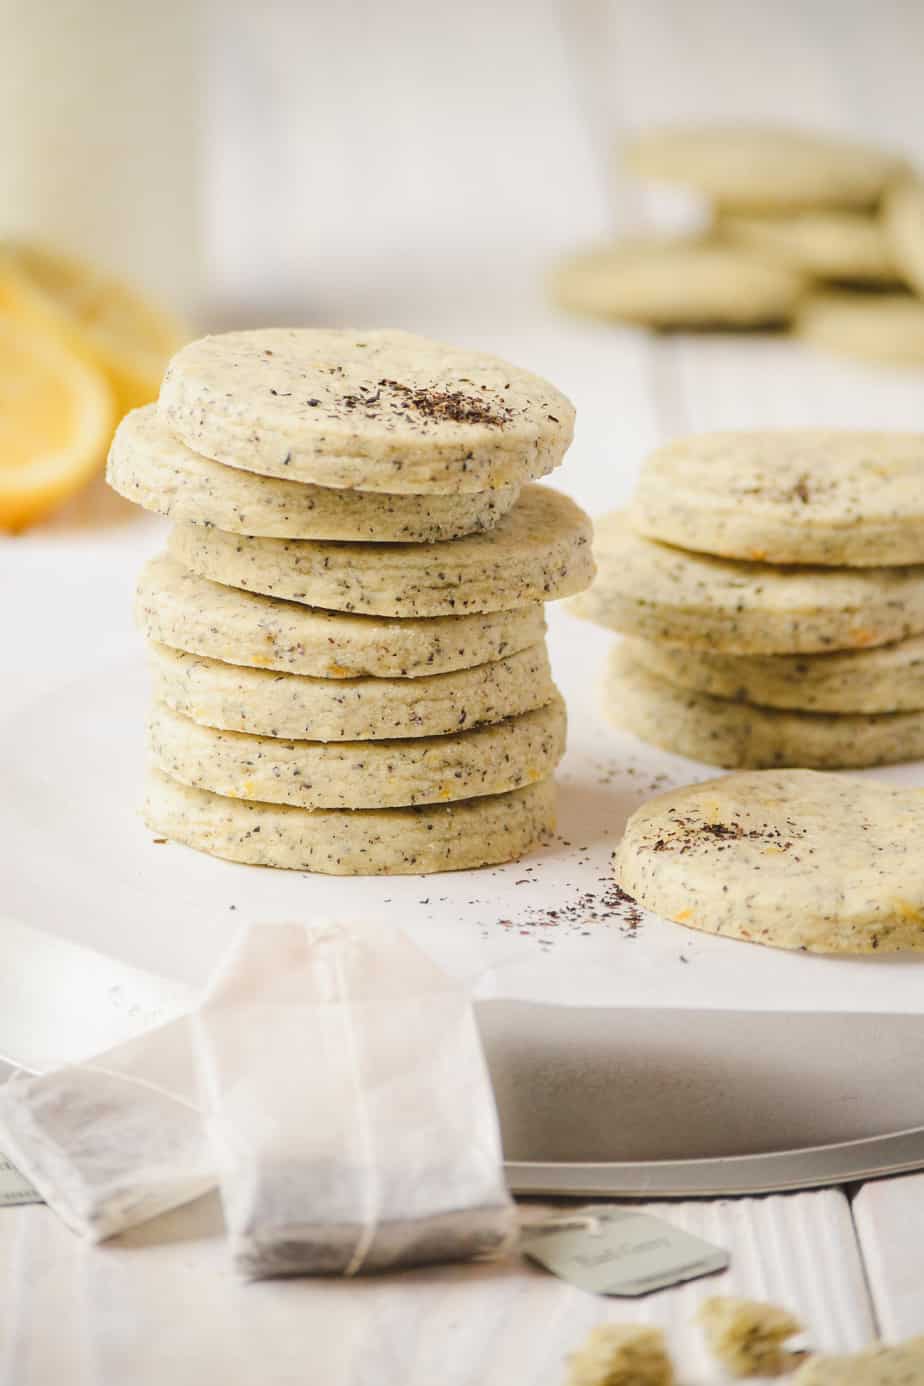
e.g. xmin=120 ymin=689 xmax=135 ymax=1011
xmin=853 ymin=1174 xmax=924 ymax=1339
xmin=0 ymin=1192 xmax=875 ymax=1386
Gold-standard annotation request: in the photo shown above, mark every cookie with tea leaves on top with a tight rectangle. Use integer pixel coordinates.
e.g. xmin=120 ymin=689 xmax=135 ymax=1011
xmin=614 ymin=767 xmax=924 ymax=952
xmin=630 ymin=430 xmax=924 ymax=566
xmin=158 ymin=328 xmax=574 ymax=494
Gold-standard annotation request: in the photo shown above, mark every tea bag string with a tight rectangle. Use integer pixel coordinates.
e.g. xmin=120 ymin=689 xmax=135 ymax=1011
xmin=325 ymin=942 xmax=380 ymax=1278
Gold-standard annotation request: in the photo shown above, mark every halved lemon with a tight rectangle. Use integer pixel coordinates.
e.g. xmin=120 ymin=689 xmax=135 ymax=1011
xmin=0 ymin=241 xmax=186 ymax=418
xmin=0 ymin=318 xmax=115 ymax=532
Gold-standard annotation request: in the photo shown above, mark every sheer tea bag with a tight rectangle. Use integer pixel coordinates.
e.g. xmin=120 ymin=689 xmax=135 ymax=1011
xmin=196 ymin=920 xmax=515 ymax=1279
xmin=0 ymin=1018 xmax=213 ymax=1241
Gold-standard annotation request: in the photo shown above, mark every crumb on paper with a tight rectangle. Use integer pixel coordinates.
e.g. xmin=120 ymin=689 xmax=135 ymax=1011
xmin=565 ymin=1324 xmax=674 ymax=1386
xmin=698 ymin=1296 xmax=803 ymax=1377
xmin=792 ymin=1335 xmax=924 ymax=1385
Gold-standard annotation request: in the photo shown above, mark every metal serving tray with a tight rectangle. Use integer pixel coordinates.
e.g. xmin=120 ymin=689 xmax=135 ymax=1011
xmin=478 ymin=1002 xmax=924 ymax=1195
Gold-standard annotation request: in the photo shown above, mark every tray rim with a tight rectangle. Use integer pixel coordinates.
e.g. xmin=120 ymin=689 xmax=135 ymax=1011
xmin=506 ymin=1125 xmax=924 ymax=1198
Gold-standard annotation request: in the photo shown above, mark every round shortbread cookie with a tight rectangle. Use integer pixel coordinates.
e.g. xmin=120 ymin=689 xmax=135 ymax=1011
xmin=137 ymin=556 xmax=547 ymax=679
xmin=108 ymin=405 xmax=520 ymax=542
xmin=797 ymin=291 xmax=924 ymax=367
xmin=570 ymin=512 xmax=924 ymax=654
xmin=625 ymin=126 xmax=904 ymax=211
xmin=626 ymin=633 xmax=924 ymax=714
xmin=614 ymin=768 xmax=924 ymax=953
xmin=158 ymin=328 xmax=574 ymax=495
xmin=884 ymin=176 xmax=924 ymax=297
xmin=148 ymin=639 xmax=556 ymax=740
xmin=168 ymin=485 xmax=594 ymax=618
xmin=721 ymin=211 xmax=897 ymax=284
xmin=604 ymin=643 xmax=924 ymax=769
xmin=630 ymin=430 xmax=924 ymax=567
xmin=145 ymin=767 xmax=556 ymax=875
xmin=148 ymin=695 xmax=566 ymax=809
xmin=792 ymin=1339 xmax=924 ymax=1386
xmin=549 ymin=238 xmax=803 ymax=328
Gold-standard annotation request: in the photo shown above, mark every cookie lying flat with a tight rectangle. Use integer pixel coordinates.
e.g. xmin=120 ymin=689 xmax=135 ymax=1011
xmin=626 ymin=633 xmax=924 ymax=714
xmin=571 ymin=512 xmax=924 ymax=654
xmin=145 ymin=768 xmax=556 ymax=875
xmin=615 ymin=768 xmax=924 ymax=952
xmin=884 ymin=177 xmax=924 ymax=297
xmin=605 ymin=644 xmax=924 ymax=768
xmin=721 ymin=211 xmax=897 ymax=284
xmin=625 ymin=126 xmax=903 ymax=211
xmin=550 ymin=238 xmax=803 ymax=328
xmin=158 ymin=328 xmax=574 ymax=494
xmin=109 ymin=405 xmax=520 ymax=542
xmin=148 ymin=696 xmax=566 ymax=809
xmin=137 ymin=556 xmax=547 ymax=679
xmin=168 ymin=485 xmax=594 ymax=618
xmin=630 ymin=430 xmax=924 ymax=566
xmin=792 ymin=1337 xmax=924 ymax=1385
xmin=797 ymin=292 xmax=924 ymax=366
xmin=149 ymin=640 xmax=556 ymax=740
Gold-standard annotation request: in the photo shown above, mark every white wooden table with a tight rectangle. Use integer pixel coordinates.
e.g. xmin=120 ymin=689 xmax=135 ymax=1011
xmin=3 ymin=1 xmax=924 ymax=1377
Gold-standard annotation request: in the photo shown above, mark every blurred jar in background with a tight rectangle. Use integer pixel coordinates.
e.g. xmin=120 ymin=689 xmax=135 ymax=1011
xmin=0 ymin=0 xmax=202 ymax=318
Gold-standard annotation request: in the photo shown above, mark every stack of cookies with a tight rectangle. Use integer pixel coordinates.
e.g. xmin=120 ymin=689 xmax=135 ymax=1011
xmin=107 ymin=328 xmax=594 ymax=874
xmin=552 ymin=125 xmax=924 ymax=367
xmin=571 ymin=429 xmax=924 ymax=769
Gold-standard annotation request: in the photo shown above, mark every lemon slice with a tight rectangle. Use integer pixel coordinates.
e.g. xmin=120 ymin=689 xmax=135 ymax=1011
xmin=0 ymin=241 xmax=186 ymax=417
xmin=0 ymin=318 xmax=115 ymax=531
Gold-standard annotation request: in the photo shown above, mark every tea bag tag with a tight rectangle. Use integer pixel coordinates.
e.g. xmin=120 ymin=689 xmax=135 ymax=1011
xmin=0 ymin=1151 xmax=41 ymax=1207
xmin=521 ymin=1206 xmax=729 ymax=1296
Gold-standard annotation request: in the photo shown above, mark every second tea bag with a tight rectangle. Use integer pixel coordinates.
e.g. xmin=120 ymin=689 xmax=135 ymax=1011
xmin=0 ymin=1018 xmax=212 ymax=1240
xmin=196 ymin=920 xmax=514 ymax=1278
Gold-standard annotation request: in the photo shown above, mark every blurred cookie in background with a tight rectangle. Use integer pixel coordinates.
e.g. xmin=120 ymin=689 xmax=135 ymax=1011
xmin=624 ymin=125 xmax=904 ymax=211
xmin=797 ymin=290 xmax=924 ymax=366
xmin=549 ymin=236 xmax=804 ymax=328
xmin=550 ymin=122 xmax=924 ymax=372
xmin=883 ymin=175 xmax=924 ymax=296
xmin=720 ymin=209 xmax=897 ymax=284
